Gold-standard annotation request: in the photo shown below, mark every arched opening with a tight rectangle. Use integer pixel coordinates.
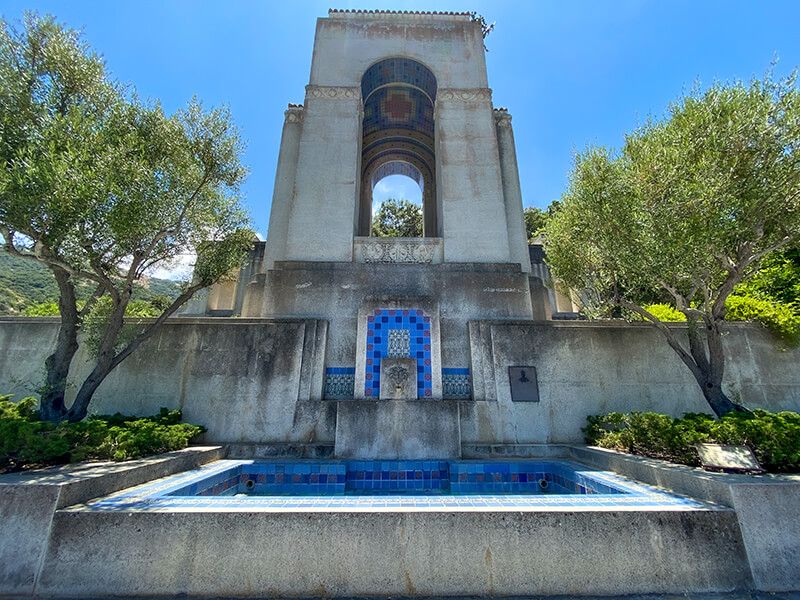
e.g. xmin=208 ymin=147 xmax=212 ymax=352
xmin=371 ymin=171 xmax=423 ymax=237
xmin=358 ymin=58 xmax=438 ymax=237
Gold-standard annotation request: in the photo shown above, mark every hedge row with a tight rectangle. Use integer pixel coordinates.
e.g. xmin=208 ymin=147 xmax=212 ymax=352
xmin=584 ymin=409 xmax=800 ymax=473
xmin=1 ymin=395 xmax=205 ymax=473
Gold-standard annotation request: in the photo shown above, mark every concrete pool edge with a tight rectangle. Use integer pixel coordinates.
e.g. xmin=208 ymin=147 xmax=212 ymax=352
xmin=1 ymin=444 xmax=798 ymax=596
xmin=35 ymin=509 xmax=751 ymax=597
xmin=0 ymin=446 xmax=224 ymax=597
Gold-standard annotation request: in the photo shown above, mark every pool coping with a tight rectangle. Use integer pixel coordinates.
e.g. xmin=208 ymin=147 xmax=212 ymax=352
xmin=68 ymin=457 xmax=709 ymax=513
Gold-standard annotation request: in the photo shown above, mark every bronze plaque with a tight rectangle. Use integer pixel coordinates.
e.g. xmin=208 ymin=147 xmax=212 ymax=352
xmin=696 ymin=443 xmax=763 ymax=472
xmin=509 ymin=366 xmax=539 ymax=402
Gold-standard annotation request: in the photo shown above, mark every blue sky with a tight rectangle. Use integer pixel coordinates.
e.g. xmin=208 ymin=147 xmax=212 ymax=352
xmin=3 ymin=1 xmax=800 ymax=239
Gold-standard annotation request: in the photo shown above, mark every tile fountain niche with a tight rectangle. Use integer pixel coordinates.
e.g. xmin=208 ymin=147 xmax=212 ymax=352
xmin=334 ymin=296 xmax=461 ymax=459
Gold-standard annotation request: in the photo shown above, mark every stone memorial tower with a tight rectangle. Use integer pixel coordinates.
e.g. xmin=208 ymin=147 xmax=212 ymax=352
xmin=240 ymin=10 xmax=535 ymax=420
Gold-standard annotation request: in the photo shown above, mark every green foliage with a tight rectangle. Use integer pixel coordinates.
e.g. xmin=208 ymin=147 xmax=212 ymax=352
xmin=0 ymin=13 xmax=252 ymax=421
xmin=545 ymin=69 xmax=800 ymax=314
xmin=371 ymin=198 xmax=423 ymax=237
xmin=523 ymin=201 xmax=561 ymax=242
xmin=1 ymin=249 xmax=181 ymax=316
xmin=636 ymin=297 xmax=799 ymax=343
xmin=21 ymin=301 xmax=61 ymax=316
xmin=642 ymin=303 xmax=687 ymax=322
xmin=20 ymin=297 xmax=170 ymax=318
xmin=725 ymin=295 xmax=800 ymax=343
xmin=585 ymin=410 xmax=800 ymax=472
xmin=523 ymin=207 xmax=548 ymax=241
xmin=735 ymin=247 xmax=800 ymax=306
xmin=544 ymin=69 xmax=800 ymax=416
xmin=0 ymin=395 xmax=205 ymax=472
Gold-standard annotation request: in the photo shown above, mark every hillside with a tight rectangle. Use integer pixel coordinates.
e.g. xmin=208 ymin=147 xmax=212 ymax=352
xmin=0 ymin=252 xmax=182 ymax=315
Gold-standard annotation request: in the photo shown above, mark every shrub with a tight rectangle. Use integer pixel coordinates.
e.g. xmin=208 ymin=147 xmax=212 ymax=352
xmin=0 ymin=396 xmax=205 ymax=473
xmin=725 ymin=295 xmax=800 ymax=344
xmin=584 ymin=409 xmax=800 ymax=473
xmin=642 ymin=303 xmax=686 ymax=322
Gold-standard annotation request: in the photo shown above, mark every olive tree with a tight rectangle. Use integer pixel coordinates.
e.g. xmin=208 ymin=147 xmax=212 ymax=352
xmin=544 ymin=71 xmax=800 ymax=417
xmin=0 ymin=14 xmax=253 ymax=422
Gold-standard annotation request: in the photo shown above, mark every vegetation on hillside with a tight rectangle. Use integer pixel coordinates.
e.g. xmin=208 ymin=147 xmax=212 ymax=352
xmin=0 ymin=252 xmax=180 ymax=315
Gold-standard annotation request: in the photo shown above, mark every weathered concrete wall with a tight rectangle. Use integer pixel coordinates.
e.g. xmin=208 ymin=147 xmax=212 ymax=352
xmin=37 ymin=507 xmax=750 ymax=597
xmin=465 ymin=320 xmax=800 ymax=444
xmin=0 ymin=317 xmax=334 ymax=445
xmin=335 ymin=400 xmax=461 ymax=459
xmin=250 ymin=261 xmax=533 ymax=369
xmin=248 ymin=262 xmax=532 ymax=367
xmin=2 ymin=318 xmax=798 ymax=446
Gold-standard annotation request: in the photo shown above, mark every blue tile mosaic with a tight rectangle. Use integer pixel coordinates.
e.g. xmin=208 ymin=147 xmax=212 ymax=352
xmin=442 ymin=367 xmax=471 ymax=399
xmin=325 ymin=367 xmax=355 ymax=398
xmin=365 ymin=309 xmax=432 ymax=398
xmin=83 ymin=459 xmax=703 ymax=513
xmin=363 ymin=87 xmax=434 ymax=139
xmin=361 ymin=58 xmax=437 ymax=104
xmin=387 ymin=329 xmax=410 ymax=358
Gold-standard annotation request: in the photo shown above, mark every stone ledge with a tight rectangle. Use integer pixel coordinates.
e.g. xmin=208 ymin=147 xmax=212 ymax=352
xmin=0 ymin=445 xmax=224 ymax=509
xmin=225 ymin=443 xmax=334 ymax=459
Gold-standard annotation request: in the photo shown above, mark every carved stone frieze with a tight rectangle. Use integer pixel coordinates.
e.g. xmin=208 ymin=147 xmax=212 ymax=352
xmin=360 ymin=240 xmax=437 ymax=264
xmin=437 ymin=88 xmax=493 ymax=103
xmin=305 ymin=85 xmax=361 ymax=100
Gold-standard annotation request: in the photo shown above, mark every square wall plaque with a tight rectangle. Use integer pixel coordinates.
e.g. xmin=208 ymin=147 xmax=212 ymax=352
xmin=509 ymin=366 xmax=539 ymax=402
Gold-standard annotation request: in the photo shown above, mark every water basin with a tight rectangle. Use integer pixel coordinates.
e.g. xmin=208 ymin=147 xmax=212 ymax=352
xmin=84 ymin=458 xmax=703 ymax=511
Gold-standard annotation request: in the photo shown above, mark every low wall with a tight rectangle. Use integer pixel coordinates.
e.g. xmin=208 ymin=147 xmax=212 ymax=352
xmin=0 ymin=317 xmax=334 ymax=444
xmin=1 ymin=318 xmax=798 ymax=445
xmin=0 ymin=447 xmax=223 ymax=597
xmin=464 ymin=320 xmax=800 ymax=443
xmin=38 ymin=507 xmax=749 ymax=597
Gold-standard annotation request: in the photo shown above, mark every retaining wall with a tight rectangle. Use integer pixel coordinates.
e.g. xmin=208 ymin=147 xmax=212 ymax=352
xmin=1 ymin=318 xmax=798 ymax=445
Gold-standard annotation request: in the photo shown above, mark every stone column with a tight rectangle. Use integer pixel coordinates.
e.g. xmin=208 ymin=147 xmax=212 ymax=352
xmin=264 ymin=105 xmax=304 ymax=270
xmin=436 ymin=88 xmax=512 ymax=264
xmin=282 ymin=86 xmax=362 ymax=262
xmin=495 ymin=109 xmax=532 ymax=273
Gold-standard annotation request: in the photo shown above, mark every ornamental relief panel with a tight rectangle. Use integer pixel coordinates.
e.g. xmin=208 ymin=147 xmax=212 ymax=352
xmin=437 ymin=88 xmax=493 ymax=103
xmin=359 ymin=240 xmax=438 ymax=264
xmin=305 ymin=85 xmax=361 ymax=100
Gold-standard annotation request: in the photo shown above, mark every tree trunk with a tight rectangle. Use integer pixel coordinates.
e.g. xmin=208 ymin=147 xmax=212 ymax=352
xmin=65 ymin=296 xmax=129 ymax=423
xmin=66 ymin=361 xmax=113 ymax=422
xmin=686 ymin=317 xmax=747 ymax=417
xmin=699 ymin=382 xmax=743 ymax=418
xmin=38 ymin=267 xmax=80 ymax=423
xmin=63 ymin=282 xmax=205 ymax=422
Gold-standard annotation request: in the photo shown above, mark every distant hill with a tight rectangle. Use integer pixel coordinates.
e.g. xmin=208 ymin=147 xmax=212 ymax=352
xmin=0 ymin=252 xmax=182 ymax=315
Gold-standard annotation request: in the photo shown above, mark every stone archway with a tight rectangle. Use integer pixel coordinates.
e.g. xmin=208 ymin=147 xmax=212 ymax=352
xmin=358 ymin=57 xmax=438 ymax=237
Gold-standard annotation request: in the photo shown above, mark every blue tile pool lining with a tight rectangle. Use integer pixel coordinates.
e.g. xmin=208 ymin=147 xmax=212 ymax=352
xmin=82 ymin=459 xmax=704 ymax=512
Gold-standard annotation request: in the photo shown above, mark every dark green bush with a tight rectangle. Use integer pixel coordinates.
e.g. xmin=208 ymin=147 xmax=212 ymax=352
xmin=584 ymin=409 xmax=800 ymax=473
xmin=0 ymin=395 xmax=205 ymax=473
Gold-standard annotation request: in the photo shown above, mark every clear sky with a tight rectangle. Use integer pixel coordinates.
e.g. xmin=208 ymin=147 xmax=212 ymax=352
xmin=3 ymin=0 xmax=800 ymax=240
